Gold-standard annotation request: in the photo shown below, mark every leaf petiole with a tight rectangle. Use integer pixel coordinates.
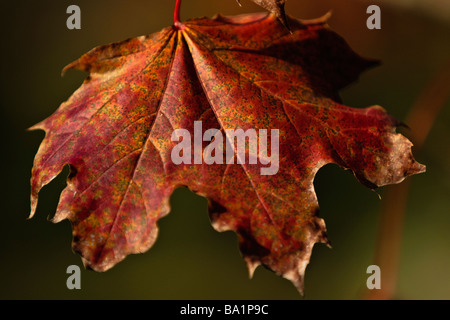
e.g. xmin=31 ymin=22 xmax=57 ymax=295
xmin=174 ymin=0 xmax=182 ymax=29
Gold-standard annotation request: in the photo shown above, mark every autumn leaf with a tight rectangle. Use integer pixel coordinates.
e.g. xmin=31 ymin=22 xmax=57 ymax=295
xmin=30 ymin=12 xmax=424 ymax=294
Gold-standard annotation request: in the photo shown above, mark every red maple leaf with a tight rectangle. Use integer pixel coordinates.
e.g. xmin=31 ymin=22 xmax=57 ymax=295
xmin=30 ymin=10 xmax=424 ymax=293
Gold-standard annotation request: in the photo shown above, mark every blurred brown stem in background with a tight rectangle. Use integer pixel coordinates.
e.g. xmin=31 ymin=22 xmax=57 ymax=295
xmin=363 ymin=59 xmax=450 ymax=300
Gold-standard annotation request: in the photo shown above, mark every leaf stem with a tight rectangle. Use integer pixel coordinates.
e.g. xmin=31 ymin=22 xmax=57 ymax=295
xmin=174 ymin=0 xmax=182 ymax=28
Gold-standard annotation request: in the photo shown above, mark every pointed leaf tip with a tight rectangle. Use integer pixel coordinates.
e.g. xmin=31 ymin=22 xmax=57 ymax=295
xmin=244 ymin=0 xmax=290 ymax=31
xmin=245 ymin=257 xmax=261 ymax=279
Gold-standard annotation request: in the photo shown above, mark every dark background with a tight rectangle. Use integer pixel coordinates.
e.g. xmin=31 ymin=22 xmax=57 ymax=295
xmin=0 ymin=0 xmax=449 ymax=299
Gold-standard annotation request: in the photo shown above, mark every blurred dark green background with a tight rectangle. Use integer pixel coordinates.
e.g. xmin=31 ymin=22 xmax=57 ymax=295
xmin=0 ymin=0 xmax=449 ymax=299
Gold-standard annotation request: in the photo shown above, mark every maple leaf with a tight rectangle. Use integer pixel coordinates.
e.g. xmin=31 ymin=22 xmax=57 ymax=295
xmin=30 ymin=13 xmax=425 ymax=294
